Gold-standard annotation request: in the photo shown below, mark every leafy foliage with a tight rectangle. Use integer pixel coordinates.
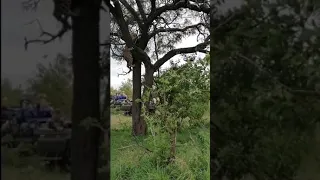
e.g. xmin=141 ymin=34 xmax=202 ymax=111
xmin=211 ymin=1 xmax=320 ymax=179
xmin=143 ymin=56 xmax=209 ymax=166
xmin=26 ymin=54 xmax=73 ymax=115
xmin=155 ymin=57 xmax=209 ymax=122
xmin=118 ymin=79 xmax=133 ymax=99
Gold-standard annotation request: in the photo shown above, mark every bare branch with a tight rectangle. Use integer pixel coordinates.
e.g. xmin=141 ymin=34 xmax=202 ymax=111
xmin=107 ymin=0 xmax=135 ymax=48
xmin=118 ymin=68 xmax=132 ymax=76
xmin=118 ymin=0 xmax=145 ymax=31
xmin=153 ymin=39 xmax=210 ymax=70
xmin=148 ymin=22 xmax=207 ymax=39
xmin=24 ymin=19 xmax=70 ymax=50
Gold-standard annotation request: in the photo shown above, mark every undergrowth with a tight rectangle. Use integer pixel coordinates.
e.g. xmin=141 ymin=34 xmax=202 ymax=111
xmin=110 ymin=120 xmax=210 ymax=180
xmin=1 ymin=114 xmax=210 ymax=180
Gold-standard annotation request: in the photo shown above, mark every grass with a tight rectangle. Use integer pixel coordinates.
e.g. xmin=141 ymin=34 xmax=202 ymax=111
xmin=2 ymin=110 xmax=320 ymax=180
xmin=1 ymin=166 xmax=70 ymax=180
xmin=110 ymin=109 xmax=210 ymax=179
xmin=1 ymin=111 xmax=210 ymax=180
xmin=110 ymin=118 xmax=210 ymax=179
xmin=111 ymin=113 xmax=131 ymax=129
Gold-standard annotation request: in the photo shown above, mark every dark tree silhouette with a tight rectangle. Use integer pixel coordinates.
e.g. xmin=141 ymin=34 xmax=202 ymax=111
xmin=70 ymin=1 xmax=102 ymax=180
xmin=22 ymin=0 xmax=109 ymax=179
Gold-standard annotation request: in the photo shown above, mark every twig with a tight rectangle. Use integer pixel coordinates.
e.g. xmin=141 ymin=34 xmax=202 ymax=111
xmin=117 ymin=68 xmax=132 ymax=76
xmin=24 ymin=18 xmax=71 ymax=50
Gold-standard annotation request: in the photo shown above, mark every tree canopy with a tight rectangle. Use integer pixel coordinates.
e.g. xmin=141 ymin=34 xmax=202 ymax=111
xmin=107 ymin=0 xmax=210 ymax=71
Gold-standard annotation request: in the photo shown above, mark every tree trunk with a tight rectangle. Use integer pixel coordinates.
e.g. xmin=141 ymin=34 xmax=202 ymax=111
xmin=143 ymin=67 xmax=155 ymax=97
xmin=142 ymin=67 xmax=155 ymax=113
xmin=71 ymin=1 xmax=103 ymax=180
xmin=132 ymin=60 xmax=147 ymax=136
xmin=131 ymin=64 xmax=155 ymax=136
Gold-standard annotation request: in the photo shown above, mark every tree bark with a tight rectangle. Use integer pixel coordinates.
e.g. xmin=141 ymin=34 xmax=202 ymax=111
xmin=71 ymin=1 xmax=103 ymax=180
xmin=131 ymin=62 xmax=155 ymax=136
xmin=143 ymin=67 xmax=155 ymax=97
xmin=142 ymin=66 xmax=155 ymax=113
xmin=132 ymin=60 xmax=147 ymax=136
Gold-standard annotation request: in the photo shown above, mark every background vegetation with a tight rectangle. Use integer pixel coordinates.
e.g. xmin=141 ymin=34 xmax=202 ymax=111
xmin=211 ymin=0 xmax=320 ymax=180
xmin=1 ymin=55 xmax=210 ymax=180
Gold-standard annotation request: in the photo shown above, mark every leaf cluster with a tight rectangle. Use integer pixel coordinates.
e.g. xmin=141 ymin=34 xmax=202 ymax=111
xmin=154 ymin=56 xmax=209 ymax=124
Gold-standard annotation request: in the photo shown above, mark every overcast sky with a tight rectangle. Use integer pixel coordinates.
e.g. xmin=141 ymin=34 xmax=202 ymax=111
xmin=1 ymin=0 xmax=110 ymax=88
xmin=1 ymin=0 xmax=242 ymax=89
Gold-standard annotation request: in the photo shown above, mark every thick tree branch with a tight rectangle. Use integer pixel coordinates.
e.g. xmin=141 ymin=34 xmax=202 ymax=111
xmin=24 ymin=19 xmax=70 ymax=50
xmin=133 ymin=47 xmax=153 ymax=67
xmin=135 ymin=0 xmax=147 ymax=22
xmin=118 ymin=0 xmax=145 ymax=31
xmin=153 ymin=39 xmax=210 ymax=70
xmin=150 ymin=0 xmax=156 ymax=13
xmin=106 ymin=0 xmax=135 ymax=48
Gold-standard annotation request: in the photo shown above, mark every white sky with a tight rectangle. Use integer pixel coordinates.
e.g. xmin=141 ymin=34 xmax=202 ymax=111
xmin=111 ymin=35 xmax=207 ymax=88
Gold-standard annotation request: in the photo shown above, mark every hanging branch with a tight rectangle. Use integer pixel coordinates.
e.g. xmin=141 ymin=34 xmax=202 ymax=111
xmin=117 ymin=68 xmax=132 ymax=76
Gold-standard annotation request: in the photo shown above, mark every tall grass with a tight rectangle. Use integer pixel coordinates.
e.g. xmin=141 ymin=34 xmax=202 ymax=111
xmin=2 ymin=114 xmax=320 ymax=179
xmin=110 ymin=118 xmax=210 ymax=180
xmin=1 ymin=113 xmax=210 ymax=180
